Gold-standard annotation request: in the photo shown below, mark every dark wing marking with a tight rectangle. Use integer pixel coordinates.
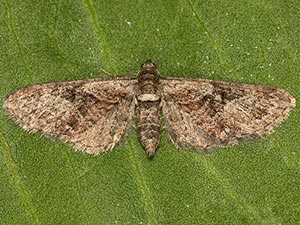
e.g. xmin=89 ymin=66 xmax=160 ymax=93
xmin=160 ymin=78 xmax=295 ymax=150
xmin=4 ymin=78 xmax=136 ymax=154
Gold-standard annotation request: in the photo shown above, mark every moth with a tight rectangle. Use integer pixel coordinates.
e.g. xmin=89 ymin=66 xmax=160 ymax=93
xmin=4 ymin=60 xmax=295 ymax=157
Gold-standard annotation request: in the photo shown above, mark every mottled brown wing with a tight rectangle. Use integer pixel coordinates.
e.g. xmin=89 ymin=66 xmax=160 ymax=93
xmin=160 ymin=78 xmax=295 ymax=150
xmin=4 ymin=78 xmax=136 ymax=155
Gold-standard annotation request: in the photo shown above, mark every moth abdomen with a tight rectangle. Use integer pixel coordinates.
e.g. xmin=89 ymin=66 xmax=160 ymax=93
xmin=137 ymin=101 xmax=161 ymax=157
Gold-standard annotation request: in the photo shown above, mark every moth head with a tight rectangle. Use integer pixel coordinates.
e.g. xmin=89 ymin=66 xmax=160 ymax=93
xmin=138 ymin=59 xmax=160 ymax=79
xmin=141 ymin=59 xmax=157 ymax=69
xmin=138 ymin=60 xmax=160 ymax=84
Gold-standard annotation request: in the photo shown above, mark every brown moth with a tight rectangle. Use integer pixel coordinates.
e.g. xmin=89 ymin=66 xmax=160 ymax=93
xmin=3 ymin=60 xmax=295 ymax=157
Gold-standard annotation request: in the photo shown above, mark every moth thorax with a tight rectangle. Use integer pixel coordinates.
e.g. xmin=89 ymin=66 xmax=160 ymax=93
xmin=138 ymin=72 xmax=160 ymax=86
xmin=137 ymin=72 xmax=160 ymax=99
xmin=137 ymin=81 xmax=160 ymax=101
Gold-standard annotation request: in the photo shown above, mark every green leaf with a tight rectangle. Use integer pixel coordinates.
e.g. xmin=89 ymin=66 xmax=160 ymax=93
xmin=1 ymin=0 xmax=299 ymax=224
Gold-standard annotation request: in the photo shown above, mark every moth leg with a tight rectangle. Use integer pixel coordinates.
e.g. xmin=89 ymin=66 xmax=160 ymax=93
xmin=100 ymin=68 xmax=114 ymax=77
